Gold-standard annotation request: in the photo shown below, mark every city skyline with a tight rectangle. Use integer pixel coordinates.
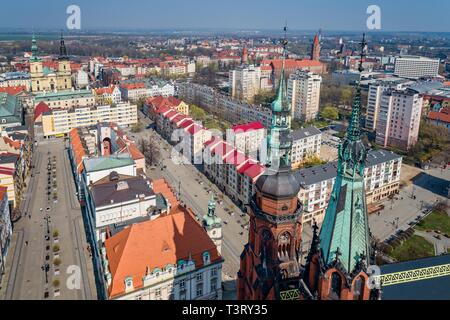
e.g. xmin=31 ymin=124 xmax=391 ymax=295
xmin=0 ymin=0 xmax=449 ymax=33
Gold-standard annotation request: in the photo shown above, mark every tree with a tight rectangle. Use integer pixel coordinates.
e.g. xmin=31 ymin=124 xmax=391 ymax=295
xmin=190 ymin=104 xmax=207 ymax=121
xmin=320 ymin=106 xmax=339 ymax=121
xmin=131 ymin=121 xmax=144 ymax=133
xmin=138 ymin=136 xmax=161 ymax=167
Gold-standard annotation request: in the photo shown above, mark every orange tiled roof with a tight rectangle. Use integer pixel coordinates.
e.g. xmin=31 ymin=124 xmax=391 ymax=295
xmin=105 ymin=210 xmax=221 ymax=298
xmin=3 ymin=136 xmax=21 ymax=150
xmin=0 ymin=86 xmax=26 ymax=95
xmin=428 ymin=111 xmax=450 ymax=124
xmin=152 ymin=178 xmax=179 ymax=210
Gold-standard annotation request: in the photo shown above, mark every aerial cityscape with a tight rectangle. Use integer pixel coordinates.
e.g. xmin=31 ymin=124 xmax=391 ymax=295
xmin=0 ymin=0 xmax=450 ymax=309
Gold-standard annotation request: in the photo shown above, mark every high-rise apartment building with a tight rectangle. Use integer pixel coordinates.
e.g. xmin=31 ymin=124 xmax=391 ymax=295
xmin=287 ymin=70 xmax=322 ymax=121
xmin=394 ymin=56 xmax=440 ymax=79
xmin=375 ymin=88 xmax=423 ymax=150
xmin=229 ymin=65 xmax=271 ymax=102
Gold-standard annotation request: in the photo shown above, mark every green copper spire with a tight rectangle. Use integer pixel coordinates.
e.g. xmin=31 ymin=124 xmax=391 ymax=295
xmin=203 ymin=195 xmax=221 ymax=229
xmin=266 ymin=25 xmax=292 ymax=169
xmin=319 ymin=34 xmax=371 ymax=274
xmin=208 ymin=195 xmax=216 ymax=217
xmin=30 ymin=33 xmax=40 ymax=62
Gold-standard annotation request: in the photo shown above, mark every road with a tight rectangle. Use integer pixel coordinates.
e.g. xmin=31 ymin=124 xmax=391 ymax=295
xmin=0 ymin=138 xmax=97 ymax=300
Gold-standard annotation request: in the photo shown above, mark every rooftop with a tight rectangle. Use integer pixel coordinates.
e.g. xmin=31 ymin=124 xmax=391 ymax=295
xmin=291 ymin=126 xmax=322 ymax=141
xmin=104 ymin=210 xmax=221 ymax=298
xmin=83 ymin=154 xmax=135 ymax=173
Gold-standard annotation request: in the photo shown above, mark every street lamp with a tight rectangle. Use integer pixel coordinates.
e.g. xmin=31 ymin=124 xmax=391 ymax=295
xmin=41 ymin=263 xmax=50 ymax=284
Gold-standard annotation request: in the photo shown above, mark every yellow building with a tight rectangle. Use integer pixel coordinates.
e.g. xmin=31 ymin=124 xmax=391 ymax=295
xmin=30 ymin=33 xmax=72 ymax=93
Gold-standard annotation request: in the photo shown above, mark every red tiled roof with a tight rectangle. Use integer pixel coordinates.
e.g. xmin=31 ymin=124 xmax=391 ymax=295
xmin=224 ymin=150 xmax=246 ymax=166
xmin=105 ymin=210 xmax=221 ymax=298
xmin=0 ymin=166 xmax=15 ymax=176
xmin=428 ymin=111 xmax=450 ymax=124
xmin=179 ymin=119 xmax=194 ymax=129
xmin=34 ymin=102 xmax=51 ymax=121
xmin=121 ymin=83 xmax=145 ymax=90
xmin=95 ymin=86 xmax=116 ymax=95
xmin=0 ymin=86 xmax=26 ymax=95
xmin=186 ymin=123 xmax=204 ymax=135
xmin=3 ymin=136 xmax=21 ymax=150
xmin=232 ymin=121 xmax=265 ymax=133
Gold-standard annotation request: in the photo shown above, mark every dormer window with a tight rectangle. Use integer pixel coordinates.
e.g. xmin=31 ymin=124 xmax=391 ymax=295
xmin=202 ymin=251 xmax=210 ymax=265
xmin=124 ymin=277 xmax=133 ymax=292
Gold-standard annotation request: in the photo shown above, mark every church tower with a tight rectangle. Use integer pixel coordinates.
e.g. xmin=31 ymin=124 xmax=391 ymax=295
xmin=202 ymin=195 xmax=222 ymax=255
xmin=311 ymin=33 xmax=321 ymax=61
xmin=57 ymin=32 xmax=72 ymax=90
xmin=30 ymin=34 xmax=44 ymax=92
xmin=237 ymin=26 xmax=303 ymax=300
xmin=304 ymin=34 xmax=380 ymax=300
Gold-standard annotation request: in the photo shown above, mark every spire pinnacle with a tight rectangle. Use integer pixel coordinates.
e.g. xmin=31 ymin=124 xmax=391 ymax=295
xmin=345 ymin=34 xmax=367 ymax=142
xmin=59 ymin=30 xmax=68 ymax=60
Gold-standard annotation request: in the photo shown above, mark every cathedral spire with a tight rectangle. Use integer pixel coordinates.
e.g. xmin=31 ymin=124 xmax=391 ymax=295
xmin=346 ymin=33 xmax=366 ymax=142
xmin=267 ymin=24 xmax=292 ymax=169
xmin=318 ymin=34 xmax=371 ymax=274
xmin=59 ymin=30 xmax=68 ymax=60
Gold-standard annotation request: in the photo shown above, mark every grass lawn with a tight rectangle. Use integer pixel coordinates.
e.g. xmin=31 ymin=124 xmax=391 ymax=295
xmin=415 ymin=210 xmax=450 ymax=235
xmin=390 ymin=235 xmax=435 ymax=262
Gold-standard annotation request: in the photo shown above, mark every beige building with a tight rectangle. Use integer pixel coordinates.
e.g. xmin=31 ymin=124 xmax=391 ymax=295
xmin=42 ymin=102 xmax=138 ymax=138
xmin=291 ymin=126 xmax=322 ymax=168
xmin=34 ymin=90 xmax=96 ymax=110
xmin=287 ymin=70 xmax=322 ymax=121
xmin=29 ymin=34 xmax=72 ymax=93
xmin=297 ymin=150 xmax=402 ymax=225
xmin=229 ymin=65 xmax=271 ymax=103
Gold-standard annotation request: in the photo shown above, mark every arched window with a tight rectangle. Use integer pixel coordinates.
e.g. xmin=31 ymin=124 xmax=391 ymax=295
xmin=329 ymin=272 xmax=342 ymax=300
xmin=353 ymin=276 xmax=365 ymax=300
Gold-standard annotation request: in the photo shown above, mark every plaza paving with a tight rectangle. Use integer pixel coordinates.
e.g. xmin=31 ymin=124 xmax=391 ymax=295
xmin=0 ymin=139 xmax=97 ymax=300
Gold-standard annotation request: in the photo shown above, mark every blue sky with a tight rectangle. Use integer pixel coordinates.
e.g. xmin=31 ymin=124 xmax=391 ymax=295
xmin=0 ymin=0 xmax=448 ymax=32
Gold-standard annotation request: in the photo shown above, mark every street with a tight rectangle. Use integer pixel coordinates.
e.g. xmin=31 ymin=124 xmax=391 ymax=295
xmin=0 ymin=139 xmax=97 ymax=300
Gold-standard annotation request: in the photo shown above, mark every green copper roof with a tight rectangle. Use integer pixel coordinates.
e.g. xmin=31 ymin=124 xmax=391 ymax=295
xmin=203 ymin=195 xmax=221 ymax=228
xmin=30 ymin=33 xmax=41 ymax=63
xmin=83 ymin=154 xmax=135 ymax=173
xmin=319 ymin=34 xmax=371 ymax=274
xmin=266 ymin=37 xmax=292 ymax=169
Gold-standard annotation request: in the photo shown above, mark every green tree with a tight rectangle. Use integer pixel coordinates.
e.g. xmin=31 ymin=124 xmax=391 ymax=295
xmin=320 ymin=106 xmax=339 ymax=121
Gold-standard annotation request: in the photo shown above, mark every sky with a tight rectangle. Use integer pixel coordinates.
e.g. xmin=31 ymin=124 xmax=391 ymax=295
xmin=0 ymin=0 xmax=448 ymax=32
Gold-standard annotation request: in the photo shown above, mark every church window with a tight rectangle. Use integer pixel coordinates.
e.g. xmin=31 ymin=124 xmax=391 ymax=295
xmin=329 ymin=272 xmax=342 ymax=300
xmin=353 ymin=276 xmax=365 ymax=300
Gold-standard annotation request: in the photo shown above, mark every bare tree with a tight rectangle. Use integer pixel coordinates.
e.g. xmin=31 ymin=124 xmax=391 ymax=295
xmin=138 ymin=136 xmax=161 ymax=167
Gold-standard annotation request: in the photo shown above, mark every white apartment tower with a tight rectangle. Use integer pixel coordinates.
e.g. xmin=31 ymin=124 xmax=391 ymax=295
xmin=287 ymin=70 xmax=322 ymax=121
xmin=366 ymin=80 xmax=410 ymax=131
xmin=375 ymin=88 xmax=423 ymax=151
xmin=394 ymin=56 xmax=440 ymax=79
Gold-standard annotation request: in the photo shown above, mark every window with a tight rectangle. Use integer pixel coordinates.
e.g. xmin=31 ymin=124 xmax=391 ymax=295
xmin=196 ymin=273 xmax=203 ymax=282
xmin=196 ymin=283 xmax=203 ymax=297
xmin=211 ymin=268 xmax=217 ymax=277
xmin=211 ymin=278 xmax=217 ymax=292
xmin=155 ymin=289 xmax=161 ymax=299
xmin=179 ymin=280 xmax=186 ymax=290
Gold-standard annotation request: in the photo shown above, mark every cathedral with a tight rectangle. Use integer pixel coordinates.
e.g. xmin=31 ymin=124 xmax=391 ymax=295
xmin=237 ymin=33 xmax=381 ymax=301
xmin=29 ymin=33 xmax=72 ymax=93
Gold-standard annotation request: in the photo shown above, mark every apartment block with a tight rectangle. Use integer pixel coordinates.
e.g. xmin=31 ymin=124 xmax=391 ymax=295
xmin=375 ymin=89 xmax=423 ymax=151
xmin=287 ymin=70 xmax=322 ymax=121
xmin=297 ymin=150 xmax=402 ymax=225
